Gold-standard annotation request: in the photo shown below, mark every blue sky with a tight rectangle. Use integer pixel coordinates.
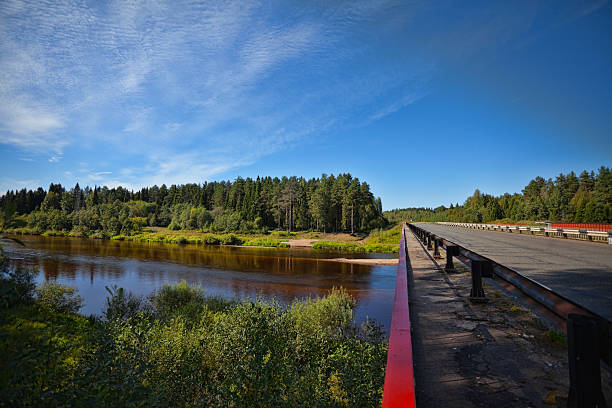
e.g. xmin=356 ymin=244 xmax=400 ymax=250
xmin=1 ymin=0 xmax=610 ymax=210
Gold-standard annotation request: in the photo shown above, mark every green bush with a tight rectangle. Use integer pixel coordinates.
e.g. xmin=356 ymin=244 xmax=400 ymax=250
xmin=0 ymin=303 xmax=96 ymax=406
xmin=2 ymin=285 xmax=387 ymax=407
xmin=366 ymin=224 xmax=402 ymax=245
xmin=289 ymin=288 xmax=356 ymax=343
xmin=312 ymin=241 xmax=398 ymax=254
xmin=150 ymin=281 xmax=205 ymax=321
xmin=103 ymin=285 xmax=148 ymax=321
xmin=220 ymin=234 xmax=242 ymax=245
xmin=203 ymin=234 xmax=221 ymax=245
xmin=0 ymin=253 xmax=36 ymax=309
xmin=242 ymin=238 xmax=288 ymax=248
xmin=35 ymin=281 xmax=83 ymax=314
xmin=201 ymin=295 xmax=237 ymax=313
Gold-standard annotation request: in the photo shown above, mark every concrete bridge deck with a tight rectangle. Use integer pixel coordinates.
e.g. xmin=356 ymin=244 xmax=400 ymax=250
xmin=404 ymin=229 xmax=569 ymax=407
xmin=415 ymin=223 xmax=612 ymax=321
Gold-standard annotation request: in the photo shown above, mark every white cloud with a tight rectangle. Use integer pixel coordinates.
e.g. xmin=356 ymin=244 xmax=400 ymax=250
xmin=0 ymin=0 xmax=434 ymax=185
xmin=369 ymin=92 xmax=427 ymax=123
xmin=0 ymin=102 xmax=65 ymax=151
xmin=89 ymin=171 xmax=112 ymax=181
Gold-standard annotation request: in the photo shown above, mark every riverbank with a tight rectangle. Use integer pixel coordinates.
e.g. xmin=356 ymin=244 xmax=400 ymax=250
xmin=2 ymin=224 xmax=402 ymax=254
xmin=326 ymin=257 xmax=398 ymax=265
xmin=3 ymin=231 xmax=397 ymax=326
xmin=0 ymin=264 xmax=388 ymax=407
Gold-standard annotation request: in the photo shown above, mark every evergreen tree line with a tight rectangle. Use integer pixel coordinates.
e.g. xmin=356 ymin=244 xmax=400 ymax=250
xmin=0 ymin=174 xmax=386 ymax=237
xmin=386 ymin=166 xmax=612 ymax=224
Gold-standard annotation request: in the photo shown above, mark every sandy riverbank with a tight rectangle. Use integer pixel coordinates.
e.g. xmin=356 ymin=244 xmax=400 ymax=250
xmin=325 ymin=258 xmax=398 ymax=265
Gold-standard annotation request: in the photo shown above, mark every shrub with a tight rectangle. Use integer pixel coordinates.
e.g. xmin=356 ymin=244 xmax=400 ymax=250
xmin=0 ymin=303 xmax=96 ymax=406
xmin=242 ymin=238 xmax=288 ymax=248
xmin=2 ymin=287 xmax=387 ymax=407
xmin=220 ymin=234 xmax=242 ymax=245
xmin=103 ymin=285 xmax=148 ymax=321
xmin=312 ymin=241 xmax=398 ymax=253
xmin=366 ymin=223 xmax=402 ymax=245
xmin=289 ymin=287 xmax=356 ymax=343
xmin=150 ymin=280 xmax=205 ymax=321
xmin=202 ymin=295 xmax=237 ymax=312
xmin=203 ymin=234 xmax=221 ymax=245
xmin=69 ymin=224 xmax=90 ymax=237
xmin=35 ymin=281 xmax=83 ymax=314
xmin=0 ymin=254 xmax=36 ymax=309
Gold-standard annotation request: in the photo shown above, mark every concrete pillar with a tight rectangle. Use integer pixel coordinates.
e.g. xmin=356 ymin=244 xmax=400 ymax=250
xmin=567 ymin=314 xmax=607 ymax=408
xmin=433 ymin=238 xmax=441 ymax=259
xmin=469 ymin=260 xmax=487 ymax=303
xmin=444 ymin=245 xmax=458 ymax=273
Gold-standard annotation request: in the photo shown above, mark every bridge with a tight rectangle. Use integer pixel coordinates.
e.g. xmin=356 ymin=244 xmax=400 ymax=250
xmin=382 ymin=223 xmax=611 ymax=407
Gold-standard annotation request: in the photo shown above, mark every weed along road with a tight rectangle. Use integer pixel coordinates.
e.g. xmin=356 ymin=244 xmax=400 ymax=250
xmin=415 ymin=223 xmax=612 ymax=321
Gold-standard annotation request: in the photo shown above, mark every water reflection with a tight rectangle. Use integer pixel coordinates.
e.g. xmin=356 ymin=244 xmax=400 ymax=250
xmin=3 ymin=235 xmax=396 ymax=331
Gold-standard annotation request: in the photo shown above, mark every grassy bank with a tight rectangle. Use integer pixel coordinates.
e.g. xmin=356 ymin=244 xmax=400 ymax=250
xmin=312 ymin=241 xmax=398 ymax=253
xmin=311 ymin=223 xmax=402 ymax=253
xmin=1 ymin=223 xmax=403 ymax=253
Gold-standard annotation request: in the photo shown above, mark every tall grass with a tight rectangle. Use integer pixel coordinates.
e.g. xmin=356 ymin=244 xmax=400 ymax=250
xmin=312 ymin=241 xmax=398 ymax=253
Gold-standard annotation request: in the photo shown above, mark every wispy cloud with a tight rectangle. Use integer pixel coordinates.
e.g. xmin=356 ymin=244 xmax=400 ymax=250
xmin=0 ymin=0 xmax=433 ymax=186
xmin=0 ymin=177 xmax=41 ymax=193
xmin=123 ymin=108 xmax=152 ymax=133
xmin=89 ymin=171 xmax=112 ymax=181
xmin=369 ymin=93 xmax=426 ymax=123
xmin=0 ymin=102 xmax=66 ymax=153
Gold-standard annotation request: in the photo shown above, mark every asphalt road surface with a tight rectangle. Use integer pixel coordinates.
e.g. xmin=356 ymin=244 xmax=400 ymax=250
xmin=414 ymin=223 xmax=612 ymax=321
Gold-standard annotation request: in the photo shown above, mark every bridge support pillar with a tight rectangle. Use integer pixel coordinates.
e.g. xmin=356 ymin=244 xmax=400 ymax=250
xmin=567 ymin=314 xmax=607 ymax=408
xmin=469 ymin=260 xmax=488 ymax=303
xmin=426 ymin=233 xmax=433 ymax=250
xmin=433 ymin=238 xmax=441 ymax=259
xmin=444 ymin=245 xmax=458 ymax=273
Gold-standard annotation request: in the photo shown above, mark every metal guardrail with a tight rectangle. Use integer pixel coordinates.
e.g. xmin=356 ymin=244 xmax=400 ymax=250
xmin=551 ymin=223 xmax=612 ymax=232
xmin=409 ymin=223 xmax=611 ymax=407
xmin=382 ymin=223 xmax=416 ymax=408
xmin=436 ymin=222 xmax=612 ymax=244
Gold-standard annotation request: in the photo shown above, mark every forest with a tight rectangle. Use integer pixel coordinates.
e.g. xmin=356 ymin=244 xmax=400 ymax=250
xmin=1 ymin=167 xmax=610 ymax=241
xmin=0 ymin=174 xmax=386 ymax=238
xmin=386 ymin=167 xmax=612 ymax=224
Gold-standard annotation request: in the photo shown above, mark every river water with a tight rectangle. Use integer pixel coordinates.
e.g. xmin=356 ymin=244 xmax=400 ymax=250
xmin=2 ymin=235 xmax=397 ymax=330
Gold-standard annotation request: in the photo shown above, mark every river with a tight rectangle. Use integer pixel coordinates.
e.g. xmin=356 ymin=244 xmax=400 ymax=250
xmin=2 ymin=235 xmax=397 ymax=331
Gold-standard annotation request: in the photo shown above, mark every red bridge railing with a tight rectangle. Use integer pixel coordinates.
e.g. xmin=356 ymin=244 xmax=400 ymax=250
xmin=550 ymin=223 xmax=612 ymax=231
xmin=382 ymin=223 xmax=416 ymax=407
